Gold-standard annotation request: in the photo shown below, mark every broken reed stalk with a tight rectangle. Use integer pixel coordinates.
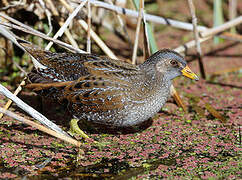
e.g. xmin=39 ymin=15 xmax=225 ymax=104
xmin=77 ymin=0 xmax=207 ymax=31
xmin=42 ymin=0 xmax=79 ymax=48
xmin=59 ymin=21 xmax=79 ymax=48
xmin=200 ymin=16 xmax=242 ymax=38
xmin=174 ymin=17 xmax=242 ymax=53
xmin=0 ymin=107 xmax=83 ymax=149
xmin=132 ymin=0 xmax=144 ymax=65
xmin=187 ymin=0 xmax=206 ymax=79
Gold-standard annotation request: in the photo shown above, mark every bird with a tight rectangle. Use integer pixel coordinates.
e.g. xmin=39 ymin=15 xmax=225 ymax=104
xmin=21 ymin=41 xmax=199 ymax=134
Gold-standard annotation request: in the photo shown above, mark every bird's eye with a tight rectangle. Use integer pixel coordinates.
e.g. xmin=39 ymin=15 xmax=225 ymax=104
xmin=170 ymin=60 xmax=178 ymax=66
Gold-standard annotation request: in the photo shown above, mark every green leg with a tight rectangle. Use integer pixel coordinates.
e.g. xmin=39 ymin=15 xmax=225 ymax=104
xmin=68 ymin=118 xmax=90 ymax=139
xmin=68 ymin=119 xmax=109 ymax=148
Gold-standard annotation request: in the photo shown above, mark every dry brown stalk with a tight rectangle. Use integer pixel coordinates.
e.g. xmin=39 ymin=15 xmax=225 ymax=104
xmin=87 ymin=0 xmax=92 ymax=53
xmin=200 ymin=16 xmax=242 ymax=38
xmin=229 ymin=0 xmax=237 ymax=32
xmin=0 ymin=107 xmax=83 ymax=150
xmin=0 ymin=78 xmax=26 ymax=119
xmin=131 ymin=0 xmax=144 ymax=65
xmin=219 ymin=32 xmax=242 ymax=42
xmin=46 ymin=0 xmax=59 ymax=16
xmin=187 ymin=0 xmax=206 ymax=79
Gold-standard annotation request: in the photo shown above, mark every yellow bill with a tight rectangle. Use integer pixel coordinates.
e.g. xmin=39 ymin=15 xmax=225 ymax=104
xmin=181 ymin=65 xmax=199 ymax=80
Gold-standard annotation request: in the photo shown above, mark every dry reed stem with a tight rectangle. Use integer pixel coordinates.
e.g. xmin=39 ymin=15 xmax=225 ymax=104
xmin=219 ymin=32 xmax=242 ymax=42
xmin=46 ymin=0 xmax=59 ymax=16
xmin=77 ymin=0 xmax=207 ymax=31
xmin=47 ymin=1 xmax=79 ymax=49
xmin=200 ymin=16 xmax=242 ymax=38
xmin=142 ymin=10 xmax=151 ymax=59
xmin=78 ymin=19 xmax=118 ymax=59
xmin=0 ymin=78 xmax=26 ymax=119
xmin=229 ymin=0 xmax=237 ymax=32
xmin=0 ymin=84 xmax=69 ymax=136
xmin=0 ymin=21 xmax=84 ymax=53
xmin=38 ymin=0 xmax=53 ymax=36
xmin=45 ymin=0 xmax=88 ymax=50
xmin=59 ymin=0 xmax=117 ymax=59
xmin=174 ymin=15 xmax=242 ymax=54
xmin=106 ymin=0 xmax=132 ymax=46
xmin=170 ymin=86 xmax=187 ymax=112
xmin=59 ymin=21 xmax=79 ymax=49
xmin=0 ymin=107 xmax=83 ymax=149
xmin=132 ymin=0 xmax=143 ymax=65
xmin=174 ymin=17 xmax=242 ymax=53
xmin=87 ymin=0 xmax=92 ymax=53
xmin=188 ymin=0 xmax=206 ymax=79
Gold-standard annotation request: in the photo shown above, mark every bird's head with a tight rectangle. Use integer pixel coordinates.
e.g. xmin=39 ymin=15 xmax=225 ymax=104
xmin=144 ymin=49 xmax=199 ymax=81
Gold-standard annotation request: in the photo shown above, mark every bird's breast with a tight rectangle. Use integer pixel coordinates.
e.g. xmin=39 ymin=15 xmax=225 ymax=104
xmin=120 ymin=81 xmax=171 ymax=127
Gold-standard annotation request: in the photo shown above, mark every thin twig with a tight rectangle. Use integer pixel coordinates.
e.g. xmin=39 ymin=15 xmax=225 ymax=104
xmin=0 ymin=23 xmax=46 ymax=69
xmin=0 ymin=78 xmax=26 ymax=119
xmin=45 ymin=0 xmax=88 ymax=50
xmin=188 ymin=0 xmax=206 ymax=79
xmin=174 ymin=36 xmax=210 ymax=54
xmin=78 ymin=19 xmax=117 ymax=59
xmin=60 ymin=0 xmax=117 ymax=59
xmin=38 ymin=0 xmax=53 ymax=36
xmin=131 ymin=0 xmax=143 ymax=64
xmin=0 ymin=107 xmax=83 ymax=149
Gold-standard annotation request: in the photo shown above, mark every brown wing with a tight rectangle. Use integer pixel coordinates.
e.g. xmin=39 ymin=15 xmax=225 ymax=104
xmin=26 ymin=73 xmax=133 ymax=111
xmin=63 ymin=74 xmax=132 ymax=112
xmin=23 ymin=42 xmax=145 ymax=111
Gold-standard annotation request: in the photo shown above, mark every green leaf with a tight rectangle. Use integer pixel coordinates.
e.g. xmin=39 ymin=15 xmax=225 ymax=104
xmin=213 ymin=0 xmax=224 ymax=44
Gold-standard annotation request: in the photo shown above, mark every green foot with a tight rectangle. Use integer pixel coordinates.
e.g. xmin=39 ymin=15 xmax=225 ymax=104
xmin=68 ymin=119 xmax=90 ymax=139
xmin=68 ymin=119 xmax=109 ymax=148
